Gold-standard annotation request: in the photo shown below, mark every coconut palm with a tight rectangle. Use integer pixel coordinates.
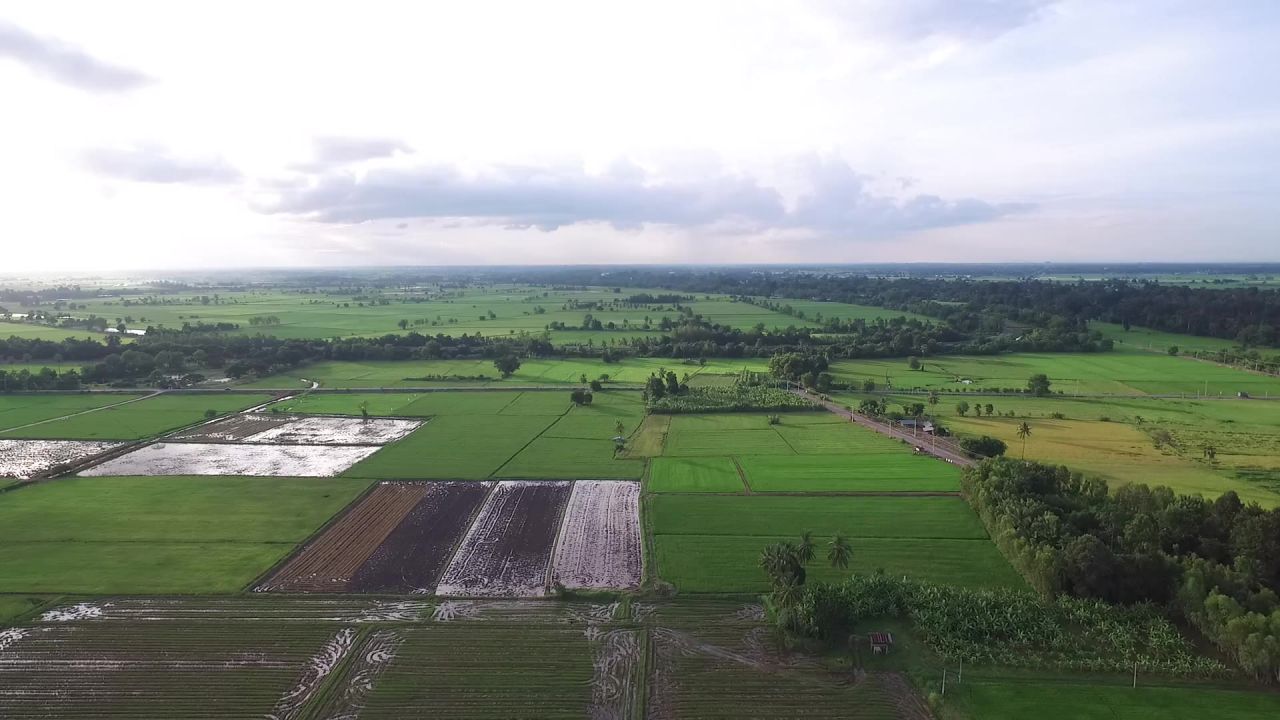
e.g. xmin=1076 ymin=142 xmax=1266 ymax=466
xmin=827 ymin=532 xmax=851 ymax=570
xmin=797 ymin=531 xmax=816 ymax=565
xmin=1016 ymin=422 xmax=1032 ymax=459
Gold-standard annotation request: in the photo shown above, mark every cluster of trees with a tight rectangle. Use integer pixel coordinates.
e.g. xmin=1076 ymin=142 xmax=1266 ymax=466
xmin=642 ymin=369 xmax=687 ymax=400
xmin=507 ymin=268 xmax=1278 ymax=347
xmin=786 ymin=574 xmax=1222 ymax=677
xmin=766 ymin=351 xmax=832 ymax=390
xmin=1 ymin=331 xmax=562 ymax=390
xmin=963 ymin=458 xmax=1280 ymax=681
xmin=0 ymin=367 xmax=83 ymax=391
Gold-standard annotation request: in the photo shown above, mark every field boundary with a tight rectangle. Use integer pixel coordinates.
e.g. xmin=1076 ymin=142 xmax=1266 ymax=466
xmin=730 ymin=456 xmax=752 ymax=494
xmin=242 ymin=479 xmax=383 ymax=593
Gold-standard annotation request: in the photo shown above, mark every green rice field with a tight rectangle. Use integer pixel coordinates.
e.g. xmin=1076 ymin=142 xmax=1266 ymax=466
xmin=830 ymin=349 xmax=1280 ymax=396
xmin=0 ymin=393 xmax=144 ymax=433
xmin=0 ymin=476 xmax=369 ymax=593
xmin=949 ymin=679 xmax=1280 ymax=719
xmin=0 ymin=393 xmax=273 ymax=440
xmin=650 ymin=494 xmax=1020 ymax=592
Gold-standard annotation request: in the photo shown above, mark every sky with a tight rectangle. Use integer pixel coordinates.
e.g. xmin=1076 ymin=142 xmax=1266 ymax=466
xmin=1 ymin=0 xmax=1278 ymax=271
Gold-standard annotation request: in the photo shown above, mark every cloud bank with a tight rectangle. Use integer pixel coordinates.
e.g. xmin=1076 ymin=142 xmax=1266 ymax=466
xmin=0 ymin=20 xmax=150 ymax=93
xmin=81 ymin=145 xmax=240 ymax=184
xmin=259 ymin=157 xmax=1029 ymax=236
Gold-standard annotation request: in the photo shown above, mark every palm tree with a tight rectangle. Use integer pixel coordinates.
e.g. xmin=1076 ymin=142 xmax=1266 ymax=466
xmin=927 ymin=390 xmax=939 ymax=407
xmin=827 ymin=532 xmax=851 ymax=570
xmin=1135 ymin=415 xmax=1145 ymax=426
xmin=1016 ymin=422 xmax=1032 ymax=459
xmin=797 ymin=531 xmax=815 ymax=565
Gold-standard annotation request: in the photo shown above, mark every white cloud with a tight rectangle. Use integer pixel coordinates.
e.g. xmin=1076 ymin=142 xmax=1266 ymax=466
xmin=0 ymin=0 xmax=1276 ymax=271
xmin=0 ymin=20 xmax=150 ymax=92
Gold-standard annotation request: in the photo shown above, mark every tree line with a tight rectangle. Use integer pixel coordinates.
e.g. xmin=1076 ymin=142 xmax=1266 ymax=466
xmin=963 ymin=458 xmax=1280 ymax=682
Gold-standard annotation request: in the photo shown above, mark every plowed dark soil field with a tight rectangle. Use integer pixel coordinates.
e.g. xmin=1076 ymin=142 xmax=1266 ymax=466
xmin=349 ymin=482 xmax=492 ymax=593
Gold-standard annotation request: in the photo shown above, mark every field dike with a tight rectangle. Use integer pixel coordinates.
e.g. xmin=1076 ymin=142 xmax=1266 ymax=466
xmin=589 ymin=629 xmax=644 ymax=720
xmin=320 ymin=628 xmax=405 ymax=720
xmin=268 ymin=627 xmax=357 ymax=720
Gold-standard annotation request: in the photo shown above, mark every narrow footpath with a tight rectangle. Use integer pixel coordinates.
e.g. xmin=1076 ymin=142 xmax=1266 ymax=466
xmin=792 ymin=388 xmax=975 ymax=467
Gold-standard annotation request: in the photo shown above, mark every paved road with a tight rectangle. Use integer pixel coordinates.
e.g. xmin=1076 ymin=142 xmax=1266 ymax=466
xmin=794 ymin=389 xmax=975 ymax=468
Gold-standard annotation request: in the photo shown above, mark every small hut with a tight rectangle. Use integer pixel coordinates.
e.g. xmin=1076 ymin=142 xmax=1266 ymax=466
xmin=868 ymin=632 xmax=894 ymax=655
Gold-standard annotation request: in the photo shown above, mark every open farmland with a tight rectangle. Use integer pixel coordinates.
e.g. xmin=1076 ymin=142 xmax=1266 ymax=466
xmin=0 ymin=476 xmax=368 ymax=593
xmin=648 ymin=456 xmax=746 ymax=493
xmin=309 ymin=390 xmax=647 ymax=480
xmin=0 ymin=596 xmax=922 ymax=719
xmin=829 ymin=349 xmax=1280 ymax=396
xmin=949 ymin=678 xmax=1280 ymax=720
xmin=46 ymin=285 xmax=877 ymax=345
xmin=260 ymin=481 xmax=491 ymax=594
xmin=0 ymin=439 xmax=122 ymax=478
xmin=0 ymin=392 xmax=274 ymax=440
xmin=0 ymin=619 xmax=346 ymax=719
xmin=81 ymin=441 xmax=381 ymax=477
xmin=437 ymin=481 xmax=572 ymax=597
xmin=849 ymin=391 xmax=1280 ymax=506
xmin=0 ymin=321 xmax=112 ymax=341
xmin=242 ymin=356 xmax=767 ymax=388
xmin=0 ymin=393 xmax=144 ymax=433
xmin=651 ymin=494 xmax=1021 ymax=592
xmin=739 ymin=454 xmax=961 ymax=492
xmin=552 ymin=481 xmax=642 ymax=590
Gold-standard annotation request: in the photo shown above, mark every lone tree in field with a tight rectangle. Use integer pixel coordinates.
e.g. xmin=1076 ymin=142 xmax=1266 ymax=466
xmin=796 ymin=531 xmax=816 ymax=565
xmin=1203 ymin=445 xmax=1217 ymax=460
xmin=956 ymin=401 xmax=970 ymax=416
xmin=359 ymin=401 xmax=370 ymax=422
xmin=759 ymin=541 xmax=807 ymax=608
xmin=1027 ymin=373 xmax=1052 ymax=397
xmin=827 ymin=532 xmax=851 ymax=570
xmin=1016 ymin=422 xmax=1033 ymax=458
xmin=493 ymin=354 xmax=521 ymax=379
xmin=570 ymin=389 xmax=593 ymax=406
xmin=615 ymin=420 xmax=625 ymax=436
xmin=204 ymin=409 xmax=218 ymax=420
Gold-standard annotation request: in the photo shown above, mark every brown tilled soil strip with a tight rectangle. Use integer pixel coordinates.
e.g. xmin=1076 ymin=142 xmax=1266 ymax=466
xmin=347 ymin=482 xmax=494 ymax=593
xmin=258 ymin=483 xmax=432 ymax=592
xmin=877 ymin=671 xmax=934 ymax=720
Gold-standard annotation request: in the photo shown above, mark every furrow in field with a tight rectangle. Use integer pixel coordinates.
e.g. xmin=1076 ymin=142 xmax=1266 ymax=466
xmin=258 ymin=483 xmax=432 ymax=592
xmin=552 ymin=481 xmax=642 ymax=590
xmin=347 ymin=482 xmax=493 ymax=594
xmin=436 ymin=481 xmax=571 ymax=598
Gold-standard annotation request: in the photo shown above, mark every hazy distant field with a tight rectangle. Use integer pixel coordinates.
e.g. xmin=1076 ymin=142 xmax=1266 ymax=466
xmin=830 ymin=348 xmax=1280 ymax=396
xmin=841 ymin=391 xmax=1280 ymax=506
xmin=0 ymin=285 xmax=933 ymax=347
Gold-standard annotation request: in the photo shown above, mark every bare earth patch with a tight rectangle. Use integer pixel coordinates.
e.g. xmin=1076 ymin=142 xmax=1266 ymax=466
xmin=168 ymin=413 xmax=294 ymax=441
xmin=243 ymin=416 xmax=423 ymax=445
xmin=553 ymin=480 xmax=642 ymax=591
xmin=436 ymin=481 xmax=571 ymax=598
xmin=80 ymin=442 xmax=379 ymax=477
xmin=0 ymin=439 xmax=123 ymax=478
